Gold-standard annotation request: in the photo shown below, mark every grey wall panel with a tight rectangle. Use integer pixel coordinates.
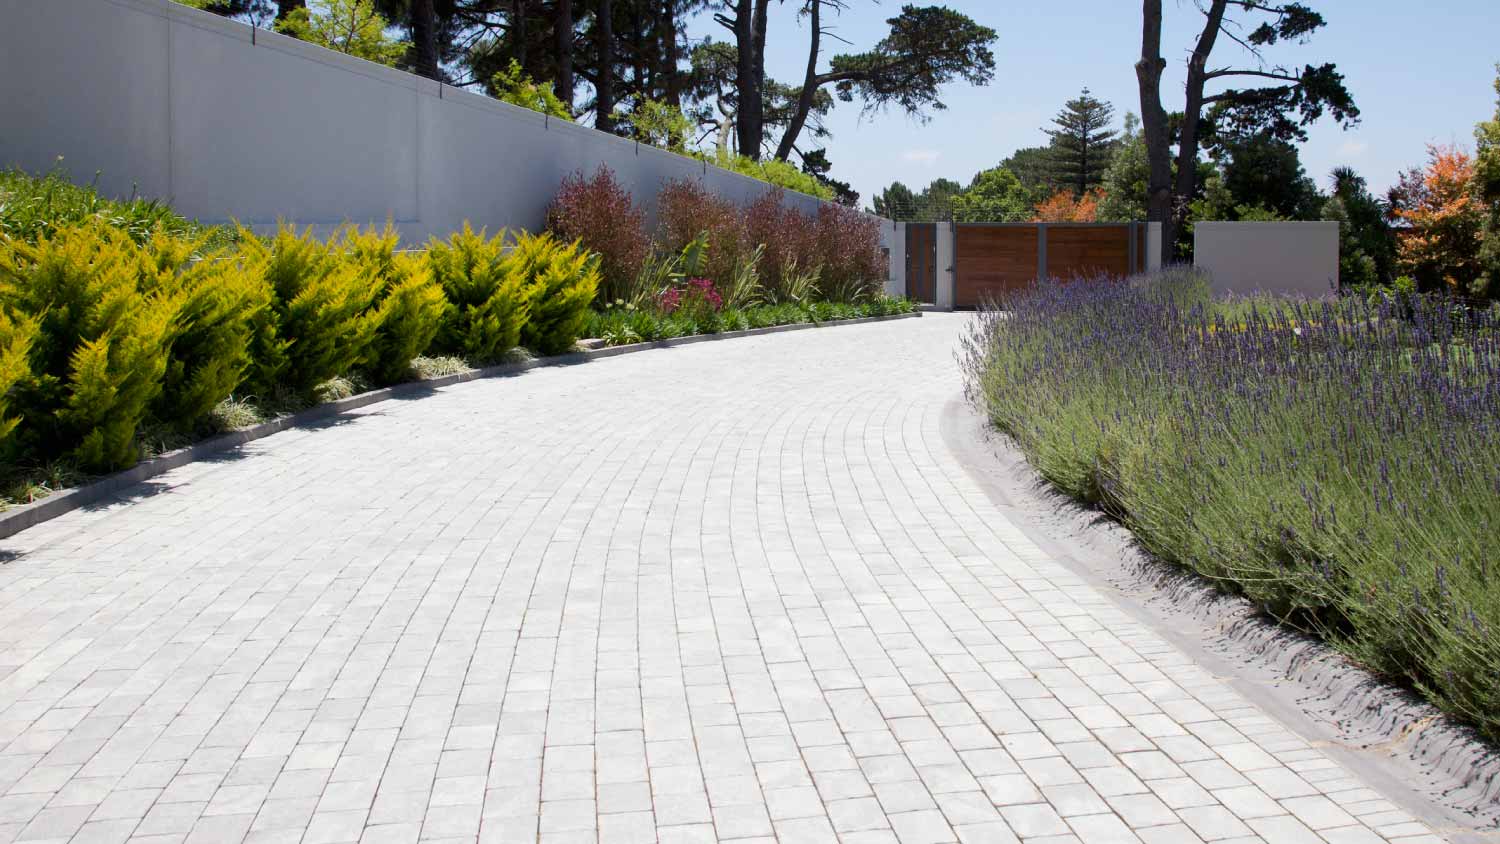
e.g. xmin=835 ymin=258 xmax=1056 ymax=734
xmin=0 ymin=0 xmax=172 ymax=202
xmin=0 ymin=0 xmax=868 ymax=248
xmin=1194 ymin=222 xmax=1339 ymax=297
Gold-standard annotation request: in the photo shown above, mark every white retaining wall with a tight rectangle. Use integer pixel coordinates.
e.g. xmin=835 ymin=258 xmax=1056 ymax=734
xmin=0 ymin=0 xmax=834 ymax=245
xmin=1194 ymin=221 xmax=1339 ymax=298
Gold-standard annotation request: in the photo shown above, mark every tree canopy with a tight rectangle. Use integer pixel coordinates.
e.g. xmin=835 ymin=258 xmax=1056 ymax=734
xmin=951 ymin=168 xmax=1032 ymax=222
xmin=1135 ymin=0 xmax=1359 ymax=263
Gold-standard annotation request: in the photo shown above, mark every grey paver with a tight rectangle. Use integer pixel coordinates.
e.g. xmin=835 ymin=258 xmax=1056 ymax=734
xmin=0 ymin=316 xmax=1449 ymax=842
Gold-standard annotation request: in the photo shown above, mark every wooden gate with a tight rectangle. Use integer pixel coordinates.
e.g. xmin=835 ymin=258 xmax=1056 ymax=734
xmin=905 ymin=223 xmax=937 ymax=304
xmin=953 ymin=223 xmax=1147 ymax=308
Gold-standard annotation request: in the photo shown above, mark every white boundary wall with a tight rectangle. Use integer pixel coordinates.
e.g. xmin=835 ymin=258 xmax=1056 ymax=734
xmin=0 ymin=0 xmax=838 ymax=246
xmin=1194 ymin=222 xmax=1339 ymax=298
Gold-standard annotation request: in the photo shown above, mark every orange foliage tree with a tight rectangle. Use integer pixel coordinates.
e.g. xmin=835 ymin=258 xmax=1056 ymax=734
xmin=1033 ymin=188 xmax=1104 ymax=222
xmin=1390 ymin=144 xmax=1485 ymax=294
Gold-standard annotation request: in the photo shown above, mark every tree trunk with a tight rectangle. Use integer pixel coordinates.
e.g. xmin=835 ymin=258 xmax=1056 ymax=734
xmin=663 ymin=0 xmax=682 ymax=106
xmin=276 ymin=0 xmax=305 ymax=22
xmin=596 ymin=0 xmax=616 ymax=131
xmin=774 ymin=0 xmax=820 ymax=161
xmin=632 ymin=4 xmax=649 ymax=101
xmin=410 ymin=0 xmax=439 ymax=79
xmin=1135 ymin=0 xmax=1174 ymax=264
xmin=555 ymin=0 xmax=574 ymax=106
xmin=513 ymin=0 xmax=528 ymax=67
xmin=732 ymin=0 xmax=761 ymax=159
xmin=1171 ymin=0 xmax=1226 ymax=255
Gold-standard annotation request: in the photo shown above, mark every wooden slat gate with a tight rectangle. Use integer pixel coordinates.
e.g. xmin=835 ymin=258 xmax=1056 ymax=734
xmin=953 ymin=222 xmax=1147 ymax=308
xmin=905 ymin=223 xmax=937 ymax=304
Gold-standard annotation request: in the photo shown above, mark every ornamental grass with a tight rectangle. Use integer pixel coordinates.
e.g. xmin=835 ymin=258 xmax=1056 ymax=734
xmin=962 ymin=270 xmax=1500 ymax=739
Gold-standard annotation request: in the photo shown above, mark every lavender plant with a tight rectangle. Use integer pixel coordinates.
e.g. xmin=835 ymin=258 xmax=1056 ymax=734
xmin=962 ymin=273 xmax=1500 ymax=738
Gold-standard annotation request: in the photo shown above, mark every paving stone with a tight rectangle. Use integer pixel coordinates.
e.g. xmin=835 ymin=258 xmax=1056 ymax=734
xmin=0 ymin=316 xmax=1448 ymax=843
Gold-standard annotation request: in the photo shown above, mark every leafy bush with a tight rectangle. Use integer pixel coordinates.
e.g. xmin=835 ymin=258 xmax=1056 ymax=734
xmin=143 ymin=232 xmax=273 ymax=424
xmin=721 ymin=245 xmax=766 ymax=310
xmin=0 ymin=222 xmax=178 ymax=471
xmin=426 ymin=224 xmax=532 ymax=363
xmin=324 ymin=224 xmax=447 ymax=385
xmin=712 ymin=151 xmax=835 ymax=200
xmin=744 ymin=190 xmax=820 ymax=303
xmin=514 ymin=233 xmax=600 ymax=355
xmin=657 ymin=180 xmax=748 ymax=287
xmin=585 ymin=296 xmax=914 ymax=346
xmin=0 ymin=309 xmax=38 ymax=451
xmin=547 ymin=166 xmax=649 ymax=304
xmin=363 ymin=256 xmax=447 ymax=385
xmin=239 ymin=224 xmax=379 ymax=396
xmin=659 ymin=277 xmax=724 ymax=321
xmin=0 ymin=167 xmax=230 ymax=248
xmin=814 ymin=203 xmax=886 ymax=303
xmin=963 ymin=276 xmax=1500 ymax=739
xmin=492 ymin=59 xmax=572 ymax=119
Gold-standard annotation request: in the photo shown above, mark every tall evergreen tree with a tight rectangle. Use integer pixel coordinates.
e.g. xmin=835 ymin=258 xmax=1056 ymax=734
xmin=1044 ymin=88 xmax=1117 ymax=197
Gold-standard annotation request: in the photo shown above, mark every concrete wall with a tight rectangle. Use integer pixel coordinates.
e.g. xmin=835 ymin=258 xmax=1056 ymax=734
xmin=1194 ymin=222 xmax=1339 ymax=298
xmin=882 ymin=221 xmax=906 ymax=299
xmin=0 ymin=0 xmax=836 ymax=246
xmin=1145 ymin=223 xmax=1163 ymax=272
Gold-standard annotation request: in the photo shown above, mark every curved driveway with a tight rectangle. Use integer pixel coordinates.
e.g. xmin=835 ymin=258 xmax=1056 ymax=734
xmin=0 ymin=315 xmax=1446 ymax=843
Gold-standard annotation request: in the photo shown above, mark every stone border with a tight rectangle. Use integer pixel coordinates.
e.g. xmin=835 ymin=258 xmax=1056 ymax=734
xmin=940 ymin=397 xmax=1500 ymax=840
xmin=0 ymin=311 xmax=920 ymax=541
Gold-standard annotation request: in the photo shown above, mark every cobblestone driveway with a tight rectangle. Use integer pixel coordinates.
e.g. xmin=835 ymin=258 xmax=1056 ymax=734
xmin=0 ymin=315 xmax=1447 ymax=843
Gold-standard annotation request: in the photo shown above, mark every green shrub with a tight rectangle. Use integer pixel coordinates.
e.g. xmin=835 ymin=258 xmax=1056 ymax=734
xmin=0 ymin=308 xmax=38 ymax=452
xmin=240 ymin=224 xmax=378 ymax=395
xmin=364 ymin=256 xmax=447 ymax=384
xmin=137 ymin=231 xmax=274 ymax=425
xmin=427 ymin=224 xmax=533 ymax=362
xmin=0 ymin=222 xmax=178 ymax=471
xmin=333 ymin=225 xmax=447 ymax=385
xmin=0 ymin=167 xmax=231 ymax=248
xmin=586 ymin=296 xmax=910 ymax=346
xmin=513 ymin=233 xmax=600 ymax=355
xmin=711 ymin=151 xmax=835 ymax=200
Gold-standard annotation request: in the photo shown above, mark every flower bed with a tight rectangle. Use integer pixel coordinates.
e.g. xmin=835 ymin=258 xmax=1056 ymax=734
xmin=962 ymin=269 xmax=1500 ymax=740
xmin=0 ymin=166 xmax=902 ymax=509
xmin=586 ymin=296 xmax=914 ymax=347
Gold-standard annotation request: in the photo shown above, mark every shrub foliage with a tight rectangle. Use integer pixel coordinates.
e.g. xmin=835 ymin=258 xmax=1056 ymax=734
xmin=513 ymin=233 xmax=601 ymax=355
xmin=240 ymin=224 xmax=380 ymax=395
xmin=427 ymin=224 xmax=532 ymax=363
xmin=547 ymin=166 xmax=648 ymax=305
xmin=0 ymin=223 xmax=177 ymax=470
xmin=0 ymin=167 xmax=892 ymax=494
xmin=147 ymin=234 xmax=273 ymax=424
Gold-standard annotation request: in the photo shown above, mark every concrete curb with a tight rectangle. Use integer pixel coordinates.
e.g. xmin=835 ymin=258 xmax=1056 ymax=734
xmin=0 ymin=310 xmax=920 ymax=541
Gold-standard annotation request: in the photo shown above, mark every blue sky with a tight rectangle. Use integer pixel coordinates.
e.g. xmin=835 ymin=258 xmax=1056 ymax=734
xmin=690 ymin=1 xmax=1498 ymax=206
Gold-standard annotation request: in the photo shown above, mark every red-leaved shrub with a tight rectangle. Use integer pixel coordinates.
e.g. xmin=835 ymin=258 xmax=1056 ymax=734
xmin=547 ymin=166 xmax=649 ymax=304
xmin=814 ymin=204 xmax=886 ymax=302
xmin=744 ymin=189 xmax=820 ymax=300
xmin=656 ymin=180 xmax=748 ymax=286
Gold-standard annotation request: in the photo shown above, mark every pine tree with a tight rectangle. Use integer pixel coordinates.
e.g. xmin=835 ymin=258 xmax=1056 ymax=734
xmin=1044 ymin=88 xmax=1117 ymax=197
